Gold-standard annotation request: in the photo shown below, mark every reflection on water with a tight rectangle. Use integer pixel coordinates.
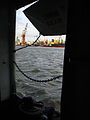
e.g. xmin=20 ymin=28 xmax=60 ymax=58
xmin=15 ymin=46 xmax=65 ymax=112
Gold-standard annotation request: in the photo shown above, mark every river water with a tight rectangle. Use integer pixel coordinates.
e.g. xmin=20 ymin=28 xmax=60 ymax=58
xmin=15 ymin=46 xmax=65 ymax=112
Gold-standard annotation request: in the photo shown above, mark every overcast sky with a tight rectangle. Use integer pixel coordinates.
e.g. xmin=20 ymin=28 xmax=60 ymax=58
xmin=15 ymin=3 xmax=66 ymax=42
xmin=15 ymin=3 xmax=39 ymax=42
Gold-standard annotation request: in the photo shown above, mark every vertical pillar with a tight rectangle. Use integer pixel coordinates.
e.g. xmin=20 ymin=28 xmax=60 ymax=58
xmin=0 ymin=3 xmax=16 ymax=101
xmin=61 ymin=1 xmax=90 ymax=120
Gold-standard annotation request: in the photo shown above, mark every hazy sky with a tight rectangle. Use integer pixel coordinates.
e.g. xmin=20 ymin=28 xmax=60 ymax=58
xmin=16 ymin=3 xmax=39 ymax=42
xmin=15 ymin=3 xmax=66 ymax=42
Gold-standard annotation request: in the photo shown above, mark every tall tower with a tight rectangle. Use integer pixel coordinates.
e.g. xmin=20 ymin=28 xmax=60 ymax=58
xmin=21 ymin=23 xmax=28 ymax=46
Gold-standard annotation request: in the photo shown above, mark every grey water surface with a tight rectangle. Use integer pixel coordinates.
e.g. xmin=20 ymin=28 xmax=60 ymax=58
xmin=15 ymin=46 xmax=65 ymax=111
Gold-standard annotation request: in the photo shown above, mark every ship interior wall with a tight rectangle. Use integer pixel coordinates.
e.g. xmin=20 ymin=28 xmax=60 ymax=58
xmin=61 ymin=1 xmax=90 ymax=120
xmin=0 ymin=1 xmax=90 ymax=120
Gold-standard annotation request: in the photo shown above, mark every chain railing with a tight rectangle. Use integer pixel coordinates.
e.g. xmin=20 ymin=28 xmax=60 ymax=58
xmin=14 ymin=34 xmax=63 ymax=82
xmin=13 ymin=61 xmax=63 ymax=83
xmin=14 ymin=34 xmax=41 ymax=52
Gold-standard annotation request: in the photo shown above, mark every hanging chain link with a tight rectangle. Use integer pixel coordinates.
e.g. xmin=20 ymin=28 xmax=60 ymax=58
xmin=14 ymin=34 xmax=63 ymax=82
xmin=14 ymin=34 xmax=41 ymax=52
xmin=13 ymin=61 xmax=63 ymax=83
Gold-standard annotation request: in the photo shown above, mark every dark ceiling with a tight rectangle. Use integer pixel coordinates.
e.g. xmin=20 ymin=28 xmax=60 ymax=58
xmin=15 ymin=0 xmax=68 ymax=36
xmin=15 ymin=0 xmax=36 ymax=9
xmin=23 ymin=0 xmax=68 ymax=35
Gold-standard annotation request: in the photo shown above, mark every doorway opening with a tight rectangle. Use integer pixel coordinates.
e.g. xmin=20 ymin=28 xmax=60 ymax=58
xmin=15 ymin=2 xmax=67 ymax=112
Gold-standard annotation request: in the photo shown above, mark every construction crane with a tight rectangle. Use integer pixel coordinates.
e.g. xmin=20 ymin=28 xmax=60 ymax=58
xmin=21 ymin=23 xmax=28 ymax=46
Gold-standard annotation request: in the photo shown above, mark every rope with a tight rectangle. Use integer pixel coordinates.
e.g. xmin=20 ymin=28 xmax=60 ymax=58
xmin=14 ymin=34 xmax=41 ymax=52
xmin=13 ymin=61 xmax=63 ymax=83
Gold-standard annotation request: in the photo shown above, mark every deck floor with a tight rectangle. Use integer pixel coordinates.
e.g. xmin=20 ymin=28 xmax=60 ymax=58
xmin=1 ymin=96 xmax=60 ymax=120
